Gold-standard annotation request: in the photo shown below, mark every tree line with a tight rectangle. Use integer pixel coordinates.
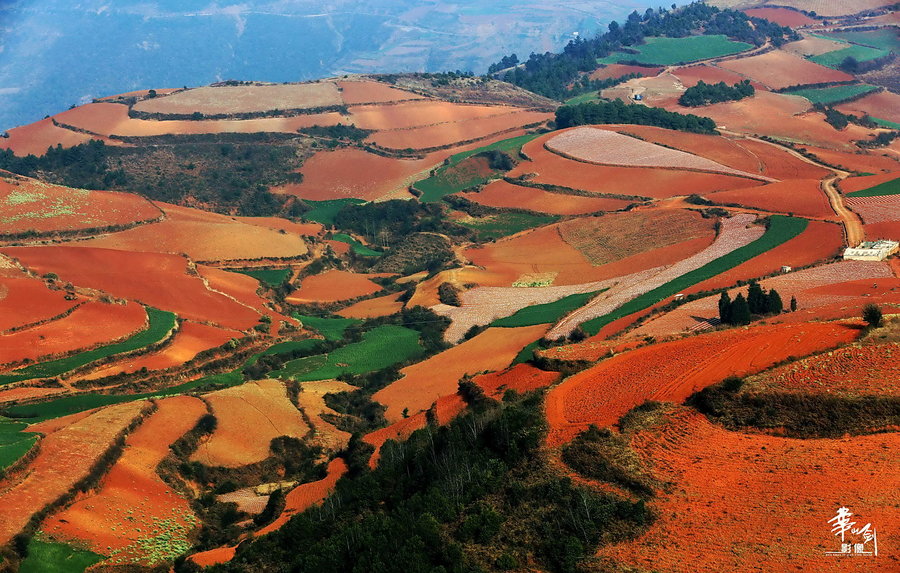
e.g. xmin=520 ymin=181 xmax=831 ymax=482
xmin=678 ymin=79 xmax=754 ymax=107
xmin=555 ymin=99 xmax=718 ymax=134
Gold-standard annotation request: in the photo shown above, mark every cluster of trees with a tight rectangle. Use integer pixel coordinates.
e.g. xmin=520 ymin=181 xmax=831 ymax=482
xmin=490 ymin=3 xmax=797 ymax=100
xmin=817 ymin=103 xmax=879 ymax=131
xmin=298 ymin=124 xmax=372 ymax=141
xmin=718 ymin=281 xmax=783 ymax=325
xmin=555 ymin=99 xmax=717 ymax=134
xmin=678 ymin=79 xmax=754 ymax=106
xmin=487 ymin=54 xmax=520 ymax=74
xmin=333 ymin=200 xmax=470 ymax=249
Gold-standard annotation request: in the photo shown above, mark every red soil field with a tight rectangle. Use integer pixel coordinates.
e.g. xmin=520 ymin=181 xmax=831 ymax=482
xmin=3 ymin=246 xmax=261 ymax=330
xmin=373 ymin=324 xmax=548 ymax=422
xmin=79 ymin=322 xmax=237 ymax=380
xmin=336 ymin=80 xmax=425 ymax=104
xmin=803 ymin=144 xmax=900 ymax=175
xmin=707 ymin=178 xmax=835 ymax=219
xmin=545 ymin=321 xmax=860 ymax=447
xmin=236 ymin=216 xmax=322 ymax=236
xmin=864 ymin=220 xmax=900 ymax=239
xmin=742 ymin=7 xmax=817 ymax=26
xmin=463 ymin=180 xmax=633 ymax=215
xmin=132 ymin=82 xmax=342 ymax=115
xmin=672 ymin=64 xmax=766 ymax=90
xmin=749 ymin=342 xmax=900 ymax=397
xmin=511 ymin=135 xmax=761 ymax=199
xmin=256 ymin=458 xmax=348 ymax=536
xmin=325 ymin=240 xmax=351 ymax=256
xmin=80 ymin=203 xmax=309 ymax=261
xmin=836 ymin=90 xmax=900 ymax=125
xmin=287 ymin=270 xmax=385 ymax=304
xmin=189 ymin=546 xmax=237 ymax=568
xmin=0 ymin=173 xmax=161 ymax=234
xmin=0 ymin=385 xmax=68 ymax=406
xmin=0 ymin=300 xmax=146 ymax=367
xmin=191 ymin=379 xmax=310 ymax=468
xmin=733 ymin=139 xmax=833 ymax=180
xmin=718 ymin=51 xmax=855 ymax=90
xmin=52 ymin=102 xmax=345 ymax=137
xmin=197 ymin=266 xmax=272 ymax=315
xmin=589 ymin=64 xmax=662 ymax=81
xmin=0 ymin=272 xmax=78 ymax=332
xmin=367 ymin=110 xmax=551 ymax=150
xmin=43 ymin=396 xmax=206 ymax=564
xmin=0 ymin=118 xmax=99 ymax=157
xmin=349 ymin=101 xmax=520 ymax=131
xmin=846 ymin=195 xmax=900 ymax=223
xmin=611 ymin=125 xmax=765 ymax=174
xmin=97 ymin=88 xmax=180 ymax=101
xmin=599 ymin=406 xmax=900 ymax=573
xmin=336 ymin=292 xmax=404 ymax=318
xmin=472 ymin=363 xmax=560 ymax=398
xmin=0 ymin=400 xmax=149 ymax=545
xmin=840 ymin=172 xmax=899 ymax=194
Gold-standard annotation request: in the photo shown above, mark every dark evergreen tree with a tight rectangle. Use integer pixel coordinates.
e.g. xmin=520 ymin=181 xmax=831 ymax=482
xmin=731 ymin=293 xmax=751 ymax=325
xmin=746 ymin=281 xmax=767 ymax=315
xmin=718 ymin=291 xmax=733 ymax=325
xmin=790 ymin=295 xmax=798 ymax=312
xmin=862 ymin=303 xmax=883 ymax=328
xmin=766 ymin=288 xmax=783 ymax=315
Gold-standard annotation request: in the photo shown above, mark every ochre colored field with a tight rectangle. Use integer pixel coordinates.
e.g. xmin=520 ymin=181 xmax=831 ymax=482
xmin=0 ymin=400 xmax=149 ymax=545
xmin=557 ymin=209 xmax=716 ymax=265
xmin=802 ymin=145 xmax=900 ymax=175
xmin=4 ymin=246 xmax=260 ymax=330
xmin=78 ymin=322 xmax=236 ymax=380
xmin=511 ymin=135 xmax=761 ymax=199
xmin=742 ymin=6 xmax=817 ymax=26
xmin=367 ymin=110 xmax=550 ymax=150
xmin=718 ymin=51 xmax=854 ymax=90
xmin=598 ymin=406 xmax=900 ymax=573
xmin=464 ymin=180 xmax=633 ymax=215
xmin=236 ymin=216 xmax=322 ymax=236
xmin=0 ymin=272 xmax=78 ymax=332
xmin=671 ymin=64 xmax=765 ymax=90
xmin=349 ymin=101 xmax=520 ymax=130
xmin=734 ymin=139 xmax=832 ymax=180
xmin=545 ymin=321 xmax=860 ymax=447
xmin=197 ymin=266 xmax=273 ymax=316
xmin=336 ymin=292 xmax=404 ymax=319
xmin=472 ymin=364 xmax=560 ymax=398
xmin=132 ymin=83 xmax=342 ymax=115
xmin=757 ymin=0 xmax=893 ymax=17
xmin=80 ymin=203 xmax=308 ymax=261
xmin=191 ymin=379 xmax=310 ymax=468
xmin=589 ymin=64 xmax=662 ymax=81
xmin=295 ymin=380 xmax=355 ymax=452
xmin=286 ymin=270 xmax=384 ymax=304
xmin=0 ymin=301 xmax=146 ymax=367
xmin=707 ymin=179 xmax=835 ymax=219
xmin=546 ymin=127 xmax=771 ymax=181
xmin=256 ymin=457 xmax=348 ymax=536
xmin=43 ymin=396 xmax=206 ymax=564
xmin=373 ymin=324 xmax=548 ymax=421
xmin=836 ymin=90 xmax=900 ymax=125
xmin=0 ymin=118 xmax=100 ymax=157
xmin=336 ymin=80 xmax=425 ymax=104
xmin=783 ymin=34 xmax=848 ymax=57
xmin=0 ymin=173 xmax=160 ymax=234
xmin=52 ymin=102 xmax=344 ymax=137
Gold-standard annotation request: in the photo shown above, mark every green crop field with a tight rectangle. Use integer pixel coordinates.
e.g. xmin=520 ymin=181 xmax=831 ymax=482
xmin=19 ymin=538 xmax=104 ymax=573
xmin=0 ymin=416 xmax=37 ymax=474
xmin=564 ymin=91 xmax=602 ymax=106
xmin=0 ymin=307 xmax=177 ymax=386
xmin=810 ymin=45 xmax=890 ymax=69
xmin=233 ymin=268 xmax=291 ymax=287
xmin=784 ymin=84 xmax=879 ymax=105
xmin=492 ymin=290 xmax=604 ymax=328
xmin=272 ymin=325 xmax=422 ymax=381
xmin=295 ymin=314 xmax=360 ymax=341
xmin=822 ymin=29 xmax=899 ymax=51
xmin=331 ymin=233 xmax=382 ymax=256
xmin=303 ymin=198 xmax=366 ymax=225
xmin=580 ymin=216 xmax=808 ymax=335
xmin=871 ymin=117 xmax=900 ymax=129
xmin=846 ymin=176 xmax=900 ymax=197
xmin=597 ymin=35 xmax=752 ymax=66
xmin=457 ymin=212 xmax=559 ymax=241
xmin=511 ymin=339 xmax=542 ymax=366
xmin=415 ymin=133 xmax=541 ymax=203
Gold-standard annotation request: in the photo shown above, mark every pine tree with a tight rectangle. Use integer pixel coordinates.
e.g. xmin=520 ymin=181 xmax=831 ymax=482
xmin=862 ymin=304 xmax=882 ymax=328
xmin=718 ymin=291 xmax=732 ymax=325
xmin=747 ymin=281 xmax=766 ymax=315
xmin=731 ymin=293 xmax=751 ymax=325
xmin=766 ymin=289 xmax=783 ymax=314
xmin=790 ymin=295 xmax=798 ymax=312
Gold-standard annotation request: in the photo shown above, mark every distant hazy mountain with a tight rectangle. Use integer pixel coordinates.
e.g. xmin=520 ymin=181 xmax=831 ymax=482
xmin=0 ymin=0 xmax=659 ymax=130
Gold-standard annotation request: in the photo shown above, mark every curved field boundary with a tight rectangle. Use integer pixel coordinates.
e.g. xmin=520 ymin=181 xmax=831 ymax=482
xmin=846 ymin=176 xmax=900 ymax=197
xmin=782 ymin=83 xmax=881 ymax=105
xmin=0 ymin=416 xmax=38 ymax=476
xmin=491 ymin=290 xmax=606 ymax=328
xmin=554 ymin=215 xmax=808 ymax=337
xmin=0 ymin=307 xmax=176 ymax=385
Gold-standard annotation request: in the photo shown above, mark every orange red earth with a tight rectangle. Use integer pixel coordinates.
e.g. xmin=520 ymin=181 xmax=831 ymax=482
xmin=286 ymin=270 xmax=387 ymax=304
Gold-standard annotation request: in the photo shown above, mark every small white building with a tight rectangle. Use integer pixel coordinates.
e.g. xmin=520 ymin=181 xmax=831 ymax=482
xmin=843 ymin=239 xmax=899 ymax=261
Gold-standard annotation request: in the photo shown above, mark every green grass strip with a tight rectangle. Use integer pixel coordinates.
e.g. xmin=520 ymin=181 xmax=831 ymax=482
xmin=303 ymin=198 xmax=366 ymax=225
xmin=233 ymin=268 xmax=291 ymax=287
xmin=783 ymin=84 xmax=879 ymax=105
xmin=19 ymin=538 xmax=104 ymax=573
xmin=0 ymin=307 xmax=177 ymax=386
xmin=457 ymin=212 xmax=560 ymax=241
xmin=597 ymin=35 xmax=752 ymax=66
xmin=870 ymin=116 xmax=900 ymax=130
xmin=331 ymin=233 xmax=382 ymax=256
xmin=821 ymin=29 xmax=899 ymax=51
xmin=271 ymin=324 xmax=422 ymax=381
xmin=581 ymin=216 xmax=808 ymax=336
xmin=0 ymin=416 xmax=37 ymax=473
xmin=294 ymin=314 xmax=361 ymax=341
xmin=846 ymin=176 xmax=900 ymax=197
xmin=511 ymin=339 xmax=542 ymax=366
xmin=492 ymin=290 xmax=604 ymax=328
xmin=810 ymin=45 xmax=890 ymax=68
